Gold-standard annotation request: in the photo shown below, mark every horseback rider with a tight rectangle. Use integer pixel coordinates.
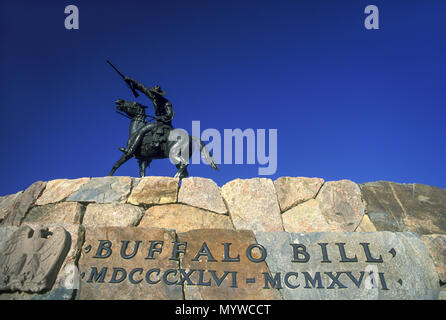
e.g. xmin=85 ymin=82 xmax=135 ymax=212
xmin=120 ymin=77 xmax=174 ymax=157
xmin=107 ymin=62 xmax=219 ymax=179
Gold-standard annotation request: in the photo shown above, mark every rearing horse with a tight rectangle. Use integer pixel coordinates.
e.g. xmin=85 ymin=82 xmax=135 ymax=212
xmin=108 ymin=99 xmax=218 ymax=179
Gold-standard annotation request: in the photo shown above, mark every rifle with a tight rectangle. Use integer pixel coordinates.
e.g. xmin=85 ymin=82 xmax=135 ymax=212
xmin=106 ymin=59 xmax=139 ymax=98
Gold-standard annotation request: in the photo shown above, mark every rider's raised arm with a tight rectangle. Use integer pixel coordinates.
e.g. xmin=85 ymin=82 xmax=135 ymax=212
xmin=125 ymin=77 xmax=155 ymax=100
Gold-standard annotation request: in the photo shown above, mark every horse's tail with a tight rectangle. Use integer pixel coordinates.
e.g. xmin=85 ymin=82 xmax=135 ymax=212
xmin=191 ymin=136 xmax=219 ymax=171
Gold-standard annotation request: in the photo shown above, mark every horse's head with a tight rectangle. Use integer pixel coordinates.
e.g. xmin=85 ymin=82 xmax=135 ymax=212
xmin=115 ymin=99 xmax=147 ymax=118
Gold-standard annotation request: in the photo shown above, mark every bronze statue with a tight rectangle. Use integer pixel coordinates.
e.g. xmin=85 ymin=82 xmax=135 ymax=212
xmin=106 ymin=60 xmax=218 ymax=179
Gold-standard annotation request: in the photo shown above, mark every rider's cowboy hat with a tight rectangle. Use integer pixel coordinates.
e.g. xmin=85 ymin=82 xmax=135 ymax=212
xmin=149 ymin=85 xmax=166 ymax=96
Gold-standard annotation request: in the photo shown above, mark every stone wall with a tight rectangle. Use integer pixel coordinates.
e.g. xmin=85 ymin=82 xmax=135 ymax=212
xmin=0 ymin=176 xmax=445 ymax=300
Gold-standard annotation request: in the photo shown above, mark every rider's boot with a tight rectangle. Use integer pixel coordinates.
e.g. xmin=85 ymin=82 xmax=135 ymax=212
xmin=123 ymin=123 xmax=157 ymax=155
xmin=124 ymin=131 xmax=144 ymax=156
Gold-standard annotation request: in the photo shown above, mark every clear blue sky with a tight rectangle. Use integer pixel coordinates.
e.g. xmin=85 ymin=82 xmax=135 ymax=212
xmin=1 ymin=0 xmax=445 ymax=196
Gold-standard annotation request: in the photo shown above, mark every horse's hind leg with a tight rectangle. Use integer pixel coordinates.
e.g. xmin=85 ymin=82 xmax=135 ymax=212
xmin=168 ymin=137 xmax=190 ymax=179
xmin=174 ymin=163 xmax=189 ymax=179
xmin=138 ymin=159 xmax=150 ymax=177
xmin=170 ymin=150 xmax=189 ymax=179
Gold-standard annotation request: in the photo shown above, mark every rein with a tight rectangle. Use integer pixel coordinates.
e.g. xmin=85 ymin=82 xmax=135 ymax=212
xmin=115 ymin=110 xmax=133 ymax=120
xmin=116 ymin=110 xmax=156 ymax=122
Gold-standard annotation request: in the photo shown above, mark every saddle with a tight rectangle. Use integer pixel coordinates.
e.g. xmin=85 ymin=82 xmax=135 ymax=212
xmin=148 ymin=123 xmax=171 ymax=149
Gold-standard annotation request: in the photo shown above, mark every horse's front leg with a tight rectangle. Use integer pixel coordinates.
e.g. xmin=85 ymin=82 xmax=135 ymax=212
xmin=108 ymin=153 xmax=132 ymax=176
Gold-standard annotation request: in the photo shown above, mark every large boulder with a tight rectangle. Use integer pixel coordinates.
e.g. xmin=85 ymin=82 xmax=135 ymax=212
xmin=317 ymin=180 xmax=365 ymax=232
xmin=221 ymin=178 xmax=283 ymax=233
xmin=360 ymin=181 xmax=446 ymax=235
xmin=0 ymin=191 xmax=23 ymax=223
xmin=274 ymin=177 xmax=324 ymax=212
xmin=77 ymin=227 xmax=183 ymax=300
xmin=138 ymin=204 xmax=233 ymax=232
xmin=127 ymin=177 xmax=179 ymax=206
xmin=35 ymin=178 xmax=89 ymax=206
xmin=421 ymin=234 xmax=446 ymax=282
xmin=1 ymin=181 xmax=47 ymax=226
xmin=178 ymin=177 xmax=227 ymax=214
xmin=82 ymin=203 xmax=144 ymax=228
xmin=67 ymin=176 xmax=134 ymax=203
xmin=256 ymin=231 xmax=440 ymax=300
xmin=282 ymin=199 xmax=337 ymax=232
xmin=24 ymin=202 xmax=84 ymax=225
xmin=0 ymin=223 xmax=83 ymax=300
xmin=281 ymin=180 xmax=364 ymax=233
xmin=178 ymin=229 xmax=282 ymax=300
